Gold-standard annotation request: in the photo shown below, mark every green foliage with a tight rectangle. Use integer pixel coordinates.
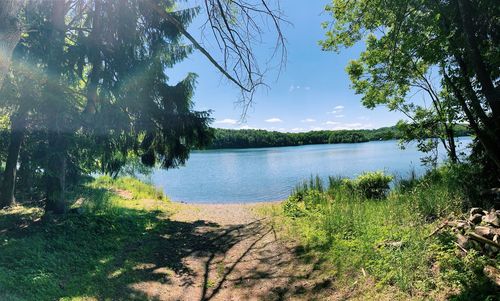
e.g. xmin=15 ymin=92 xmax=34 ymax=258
xmin=0 ymin=176 xmax=173 ymax=300
xmin=282 ymin=194 xmax=305 ymax=218
xmin=208 ymin=126 xmax=471 ymax=149
xmin=320 ymin=0 xmax=500 ymax=171
xmin=92 ymin=176 xmax=166 ymax=202
xmin=278 ymin=166 xmax=497 ymax=298
xmin=209 ymin=127 xmax=403 ymax=149
xmin=0 ymin=1 xmax=213 ymax=208
xmin=351 ymin=171 xmax=393 ymax=199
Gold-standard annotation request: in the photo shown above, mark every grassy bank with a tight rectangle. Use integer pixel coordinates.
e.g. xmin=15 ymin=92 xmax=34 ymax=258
xmin=0 ymin=177 xmax=176 ymax=301
xmin=259 ymin=167 xmax=499 ymax=300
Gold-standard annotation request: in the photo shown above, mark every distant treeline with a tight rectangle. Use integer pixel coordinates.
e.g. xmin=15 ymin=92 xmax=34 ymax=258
xmin=208 ymin=125 xmax=471 ymax=149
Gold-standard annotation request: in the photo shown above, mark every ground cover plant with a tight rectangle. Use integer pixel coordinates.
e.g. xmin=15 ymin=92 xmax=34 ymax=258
xmin=262 ymin=168 xmax=499 ymax=300
xmin=0 ymin=177 xmax=177 ymax=300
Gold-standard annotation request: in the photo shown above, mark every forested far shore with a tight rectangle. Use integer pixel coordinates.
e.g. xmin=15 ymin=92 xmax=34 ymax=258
xmin=208 ymin=125 xmax=472 ymax=149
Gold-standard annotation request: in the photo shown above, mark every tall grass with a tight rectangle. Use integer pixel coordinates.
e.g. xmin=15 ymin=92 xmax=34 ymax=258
xmin=276 ymin=167 xmax=497 ymax=299
xmin=92 ymin=176 xmax=166 ymax=201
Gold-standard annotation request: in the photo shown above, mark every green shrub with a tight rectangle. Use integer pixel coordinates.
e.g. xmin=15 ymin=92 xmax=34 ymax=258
xmin=348 ymin=171 xmax=393 ymax=199
xmin=284 ymin=188 xmax=327 ymax=217
xmin=276 ymin=165 xmax=496 ymax=298
xmin=282 ymin=194 xmax=305 ymax=217
xmin=303 ymin=189 xmax=327 ymax=209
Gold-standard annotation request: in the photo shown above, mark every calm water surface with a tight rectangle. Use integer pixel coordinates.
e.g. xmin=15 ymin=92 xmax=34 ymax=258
xmin=151 ymin=138 xmax=471 ymax=203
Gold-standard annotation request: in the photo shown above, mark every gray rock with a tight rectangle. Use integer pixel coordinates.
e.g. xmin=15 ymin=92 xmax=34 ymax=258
xmin=456 ymin=221 xmax=467 ymax=230
xmin=474 ymin=226 xmax=494 ymax=239
xmin=470 ymin=207 xmax=484 ymax=215
xmin=469 ymin=213 xmax=483 ymax=225
xmin=484 ymin=211 xmax=500 ymax=227
xmin=457 ymin=234 xmax=469 ymax=249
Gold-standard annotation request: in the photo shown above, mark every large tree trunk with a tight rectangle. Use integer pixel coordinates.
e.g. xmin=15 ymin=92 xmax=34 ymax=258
xmin=83 ymin=0 xmax=103 ymax=116
xmin=0 ymin=0 xmax=23 ymax=89
xmin=0 ymin=107 xmax=28 ymax=208
xmin=456 ymin=0 xmax=500 ymax=118
xmin=437 ymin=2 xmax=500 ymax=172
xmin=44 ymin=0 xmax=68 ymax=214
xmin=444 ymin=71 xmax=500 ymax=170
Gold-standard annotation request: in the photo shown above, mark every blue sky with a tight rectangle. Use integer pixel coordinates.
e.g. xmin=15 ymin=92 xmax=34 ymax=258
xmin=169 ymin=1 xmax=405 ymax=132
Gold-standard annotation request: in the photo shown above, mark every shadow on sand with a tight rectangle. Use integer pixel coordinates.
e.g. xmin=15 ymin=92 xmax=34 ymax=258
xmin=0 ymin=205 xmax=328 ymax=301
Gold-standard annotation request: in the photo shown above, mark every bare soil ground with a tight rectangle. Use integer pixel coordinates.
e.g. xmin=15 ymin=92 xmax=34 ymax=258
xmin=131 ymin=203 xmax=335 ymax=301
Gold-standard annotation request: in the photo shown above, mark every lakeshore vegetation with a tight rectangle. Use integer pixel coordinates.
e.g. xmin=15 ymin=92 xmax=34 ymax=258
xmin=0 ymin=0 xmax=499 ymax=300
xmin=209 ymin=125 xmax=471 ymax=149
xmin=260 ymin=165 xmax=499 ymax=300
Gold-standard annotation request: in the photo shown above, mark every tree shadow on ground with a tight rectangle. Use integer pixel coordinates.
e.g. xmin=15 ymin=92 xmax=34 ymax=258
xmin=0 ymin=204 xmax=329 ymax=301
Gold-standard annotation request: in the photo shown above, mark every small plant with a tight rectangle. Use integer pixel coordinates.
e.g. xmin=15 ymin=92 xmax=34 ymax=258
xmin=283 ymin=194 xmax=305 ymax=217
xmin=352 ymin=171 xmax=393 ymax=199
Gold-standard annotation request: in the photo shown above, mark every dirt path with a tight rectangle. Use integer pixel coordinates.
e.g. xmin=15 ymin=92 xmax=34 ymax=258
xmin=131 ymin=203 xmax=333 ymax=301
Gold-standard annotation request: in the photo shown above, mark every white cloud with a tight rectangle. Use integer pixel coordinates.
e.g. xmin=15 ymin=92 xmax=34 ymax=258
xmin=310 ymin=126 xmax=324 ymax=131
xmin=334 ymin=115 xmax=345 ymax=118
xmin=238 ymin=125 xmax=259 ymax=130
xmin=301 ymin=118 xmax=316 ymax=123
xmin=324 ymin=121 xmax=340 ymax=125
xmin=265 ymin=118 xmax=283 ymax=123
xmin=328 ymin=105 xmax=345 ymax=114
xmin=214 ymin=118 xmax=238 ymax=125
xmin=291 ymin=127 xmax=306 ymax=132
xmin=289 ymin=85 xmax=310 ymax=92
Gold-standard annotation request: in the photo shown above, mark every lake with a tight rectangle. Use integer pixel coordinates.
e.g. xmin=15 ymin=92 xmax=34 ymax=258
xmin=151 ymin=137 xmax=472 ymax=203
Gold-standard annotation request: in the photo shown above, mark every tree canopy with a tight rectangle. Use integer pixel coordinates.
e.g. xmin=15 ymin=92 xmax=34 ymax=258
xmin=321 ymin=0 xmax=499 ymax=172
xmin=208 ymin=125 xmax=470 ymax=149
xmin=0 ymin=1 xmax=214 ymax=210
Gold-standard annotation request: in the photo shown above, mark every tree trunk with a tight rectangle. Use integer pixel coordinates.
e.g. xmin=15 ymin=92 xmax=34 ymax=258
xmin=456 ymin=0 xmax=500 ymax=117
xmin=0 ymin=0 xmax=23 ymax=89
xmin=0 ymin=107 xmax=28 ymax=207
xmin=83 ymin=0 xmax=103 ymax=117
xmin=44 ymin=0 xmax=68 ymax=214
xmin=445 ymin=126 xmax=458 ymax=163
xmin=444 ymin=71 xmax=500 ymax=170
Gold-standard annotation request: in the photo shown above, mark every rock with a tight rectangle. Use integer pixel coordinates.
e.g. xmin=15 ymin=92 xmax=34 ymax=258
xmin=469 ymin=213 xmax=483 ymax=225
xmin=484 ymin=265 xmax=500 ymax=287
xmin=484 ymin=211 xmax=500 ymax=227
xmin=456 ymin=221 xmax=467 ymax=230
xmin=470 ymin=207 xmax=484 ymax=215
xmin=474 ymin=226 xmax=494 ymax=239
xmin=449 ymin=220 xmax=467 ymax=230
xmin=456 ymin=234 xmax=469 ymax=249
